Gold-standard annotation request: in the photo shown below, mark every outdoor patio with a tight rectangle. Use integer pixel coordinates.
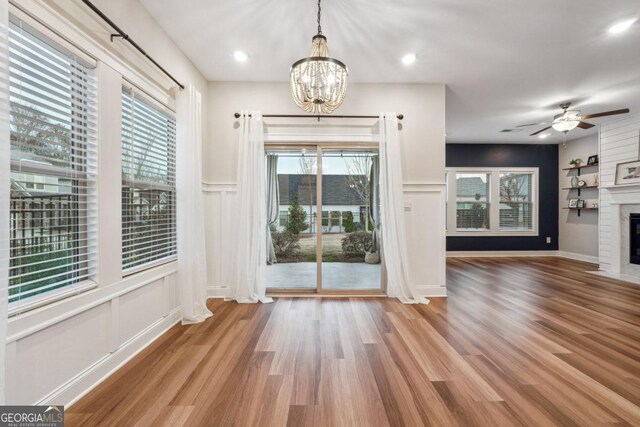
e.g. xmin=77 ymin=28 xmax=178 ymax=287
xmin=266 ymin=262 xmax=381 ymax=290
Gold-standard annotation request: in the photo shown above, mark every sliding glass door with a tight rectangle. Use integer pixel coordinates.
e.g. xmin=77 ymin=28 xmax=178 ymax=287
xmin=265 ymin=148 xmax=318 ymax=291
xmin=319 ymin=149 xmax=381 ymax=292
xmin=265 ymin=145 xmax=383 ymax=293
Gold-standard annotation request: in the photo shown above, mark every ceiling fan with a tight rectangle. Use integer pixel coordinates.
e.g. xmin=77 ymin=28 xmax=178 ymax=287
xmin=518 ymin=102 xmax=630 ymax=136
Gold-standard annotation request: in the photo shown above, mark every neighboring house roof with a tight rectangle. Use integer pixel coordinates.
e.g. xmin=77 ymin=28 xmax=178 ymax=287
xmin=278 ymin=174 xmax=367 ymax=206
xmin=456 ymin=177 xmax=488 ymax=198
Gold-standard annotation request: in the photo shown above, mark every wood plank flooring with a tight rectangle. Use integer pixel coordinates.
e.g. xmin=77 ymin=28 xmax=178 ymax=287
xmin=67 ymin=257 xmax=640 ymax=426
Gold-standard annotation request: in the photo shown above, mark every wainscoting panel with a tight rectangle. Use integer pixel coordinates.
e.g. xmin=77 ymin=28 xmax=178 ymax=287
xmin=203 ymin=182 xmax=447 ymax=297
xmin=5 ymin=263 xmax=179 ymax=406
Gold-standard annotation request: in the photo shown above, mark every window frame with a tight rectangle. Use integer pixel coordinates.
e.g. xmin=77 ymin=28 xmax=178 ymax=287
xmin=120 ymin=85 xmax=177 ymax=275
xmin=446 ymin=167 xmax=539 ymax=237
xmin=7 ymin=14 xmax=98 ymax=315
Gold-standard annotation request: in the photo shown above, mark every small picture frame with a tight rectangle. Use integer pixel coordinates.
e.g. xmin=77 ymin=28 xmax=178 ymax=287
xmin=615 ymin=160 xmax=640 ymax=185
xmin=577 ymin=199 xmax=585 ymax=208
xmin=568 ymin=198 xmax=579 ymax=208
xmin=587 ymin=155 xmax=598 ymax=165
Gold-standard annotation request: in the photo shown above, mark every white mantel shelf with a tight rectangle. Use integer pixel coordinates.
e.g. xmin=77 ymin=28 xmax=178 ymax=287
xmin=601 ymin=184 xmax=640 ymax=192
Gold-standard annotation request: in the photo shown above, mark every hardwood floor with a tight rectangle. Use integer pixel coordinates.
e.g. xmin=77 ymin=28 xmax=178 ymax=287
xmin=67 ymin=257 xmax=640 ymax=426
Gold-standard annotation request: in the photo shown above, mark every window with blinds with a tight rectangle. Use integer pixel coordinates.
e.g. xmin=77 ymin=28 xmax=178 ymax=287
xmin=456 ymin=173 xmax=490 ymax=230
xmin=121 ymin=88 xmax=176 ymax=272
xmin=8 ymin=17 xmax=97 ymax=304
xmin=499 ymin=172 xmax=534 ymax=230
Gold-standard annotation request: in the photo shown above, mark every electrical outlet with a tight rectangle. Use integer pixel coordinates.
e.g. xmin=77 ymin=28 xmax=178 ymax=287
xmin=546 ymin=237 xmax=551 ymax=244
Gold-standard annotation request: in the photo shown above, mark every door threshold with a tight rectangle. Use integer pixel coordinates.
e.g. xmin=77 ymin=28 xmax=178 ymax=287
xmin=266 ymin=292 xmax=387 ymax=298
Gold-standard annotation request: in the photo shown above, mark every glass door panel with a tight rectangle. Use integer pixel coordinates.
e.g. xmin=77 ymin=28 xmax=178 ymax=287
xmin=319 ymin=149 xmax=382 ymax=291
xmin=265 ymin=148 xmax=318 ymax=291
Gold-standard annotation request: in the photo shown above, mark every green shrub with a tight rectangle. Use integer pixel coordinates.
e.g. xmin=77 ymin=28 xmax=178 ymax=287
xmin=272 ymin=230 xmax=301 ymax=257
xmin=341 ymin=231 xmax=372 ymax=256
xmin=286 ymin=199 xmax=308 ymax=234
xmin=343 ymin=211 xmax=356 ymax=233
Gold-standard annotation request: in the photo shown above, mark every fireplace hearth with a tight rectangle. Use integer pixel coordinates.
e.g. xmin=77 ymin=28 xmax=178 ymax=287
xmin=631 ymin=213 xmax=640 ymax=265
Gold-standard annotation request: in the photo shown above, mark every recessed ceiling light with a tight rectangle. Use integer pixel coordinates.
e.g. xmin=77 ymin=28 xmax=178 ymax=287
xmin=233 ymin=50 xmax=249 ymax=62
xmin=401 ymin=53 xmax=417 ymax=65
xmin=538 ymin=133 xmax=551 ymax=139
xmin=608 ymin=18 xmax=637 ymax=34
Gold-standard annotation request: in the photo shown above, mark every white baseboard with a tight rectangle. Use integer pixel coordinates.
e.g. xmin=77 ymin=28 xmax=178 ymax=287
xmin=446 ymin=250 xmax=558 ymax=257
xmin=416 ymin=285 xmax=448 ymax=297
xmin=40 ymin=308 xmax=182 ymax=408
xmin=208 ymin=285 xmax=230 ymax=298
xmin=557 ymin=251 xmax=599 ymax=264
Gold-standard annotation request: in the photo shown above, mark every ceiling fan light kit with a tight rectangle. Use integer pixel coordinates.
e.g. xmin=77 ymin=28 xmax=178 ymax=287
xmin=551 ymin=110 xmax=581 ymax=132
xmin=523 ymin=102 xmax=630 ymax=137
xmin=290 ymin=0 xmax=348 ymax=114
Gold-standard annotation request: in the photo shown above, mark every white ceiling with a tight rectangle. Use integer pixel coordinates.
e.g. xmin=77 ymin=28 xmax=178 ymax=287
xmin=140 ymin=0 xmax=640 ymax=144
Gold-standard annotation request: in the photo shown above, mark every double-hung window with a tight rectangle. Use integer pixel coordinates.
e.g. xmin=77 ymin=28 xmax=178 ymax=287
xmin=499 ymin=172 xmax=534 ymax=231
xmin=8 ymin=16 xmax=97 ymax=307
xmin=121 ymin=87 xmax=177 ymax=272
xmin=446 ymin=168 xmax=538 ymax=236
xmin=455 ymin=172 xmax=490 ymax=230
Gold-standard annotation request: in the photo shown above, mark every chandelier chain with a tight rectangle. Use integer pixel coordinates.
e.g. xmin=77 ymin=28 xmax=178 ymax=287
xmin=317 ymin=0 xmax=322 ymax=35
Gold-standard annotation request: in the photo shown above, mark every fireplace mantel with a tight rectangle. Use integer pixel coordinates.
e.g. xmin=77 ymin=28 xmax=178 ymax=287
xmin=602 ymin=185 xmax=640 ymax=205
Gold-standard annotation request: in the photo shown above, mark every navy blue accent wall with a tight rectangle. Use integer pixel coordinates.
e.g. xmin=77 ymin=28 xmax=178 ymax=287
xmin=446 ymin=144 xmax=558 ymax=251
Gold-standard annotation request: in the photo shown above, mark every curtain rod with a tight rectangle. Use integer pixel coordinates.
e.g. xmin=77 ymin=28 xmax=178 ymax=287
xmin=234 ymin=113 xmax=404 ymax=121
xmin=80 ymin=0 xmax=185 ymax=90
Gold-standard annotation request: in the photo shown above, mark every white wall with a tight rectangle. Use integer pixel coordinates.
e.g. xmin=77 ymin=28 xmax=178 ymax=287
xmin=558 ymin=134 xmax=599 ymax=262
xmin=204 ymin=82 xmax=447 ymax=297
xmin=6 ymin=0 xmax=208 ymax=406
xmin=599 ymin=113 xmax=640 ymax=272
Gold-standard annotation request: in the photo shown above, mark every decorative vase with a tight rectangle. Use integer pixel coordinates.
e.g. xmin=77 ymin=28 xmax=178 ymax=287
xmin=571 ymin=175 xmax=579 ymax=188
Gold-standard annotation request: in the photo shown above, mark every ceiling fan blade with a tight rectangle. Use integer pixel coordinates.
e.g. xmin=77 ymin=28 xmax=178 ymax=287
xmin=577 ymin=121 xmax=595 ymax=129
xmin=530 ymin=126 xmax=552 ymax=136
xmin=517 ymin=122 xmax=548 ymax=128
xmin=581 ymin=108 xmax=630 ymax=119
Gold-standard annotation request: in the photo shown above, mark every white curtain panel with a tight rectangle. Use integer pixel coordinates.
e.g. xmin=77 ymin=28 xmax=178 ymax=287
xmin=0 ymin=0 xmax=8 ymax=403
xmin=379 ymin=113 xmax=429 ymax=304
xmin=176 ymin=84 xmax=213 ymax=324
xmin=231 ymin=111 xmax=273 ymax=303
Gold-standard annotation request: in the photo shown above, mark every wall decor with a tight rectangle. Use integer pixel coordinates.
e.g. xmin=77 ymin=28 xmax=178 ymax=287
xmin=587 ymin=155 xmax=598 ymax=165
xmin=614 ymin=160 xmax=640 ymax=185
xmin=571 ymin=175 xmax=579 ymax=188
xmin=569 ymin=158 xmax=583 ymax=168
xmin=577 ymin=199 xmax=585 ymax=208
xmin=568 ymin=198 xmax=579 ymax=208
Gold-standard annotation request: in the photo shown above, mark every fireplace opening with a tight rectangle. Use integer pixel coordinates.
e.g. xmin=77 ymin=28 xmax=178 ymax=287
xmin=631 ymin=213 xmax=640 ymax=265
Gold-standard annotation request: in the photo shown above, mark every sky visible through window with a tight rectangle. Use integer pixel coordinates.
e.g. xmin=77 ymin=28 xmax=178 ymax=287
xmin=275 ymin=153 xmax=374 ymax=175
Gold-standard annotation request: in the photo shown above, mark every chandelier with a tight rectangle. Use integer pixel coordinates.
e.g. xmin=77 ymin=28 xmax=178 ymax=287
xmin=290 ymin=0 xmax=348 ymax=114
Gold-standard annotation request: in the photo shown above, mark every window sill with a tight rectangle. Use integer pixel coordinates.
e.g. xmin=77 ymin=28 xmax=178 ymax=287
xmin=448 ymin=230 xmax=539 ymax=237
xmin=8 ymin=280 xmax=98 ymax=318
xmin=123 ymin=256 xmax=178 ymax=277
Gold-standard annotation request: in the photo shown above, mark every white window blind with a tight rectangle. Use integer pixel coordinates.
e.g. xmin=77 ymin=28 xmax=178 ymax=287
xmin=121 ymin=87 xmax=176 ymax=272
xmin=456 ymin=172 xmax=490 ymax=230
xmin=8 ymin=17 xmax=97 ymax=305
xmin=499 ymin=172 xmax=534 ymax=230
